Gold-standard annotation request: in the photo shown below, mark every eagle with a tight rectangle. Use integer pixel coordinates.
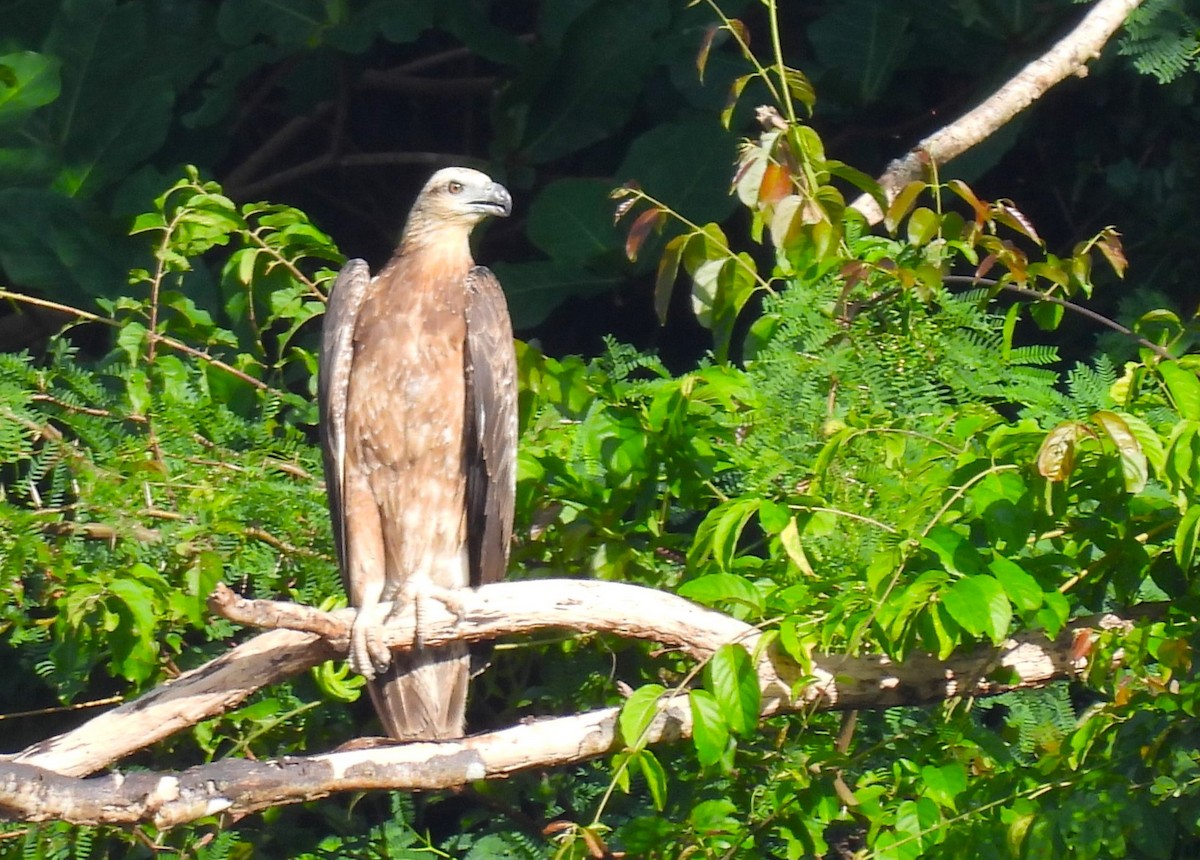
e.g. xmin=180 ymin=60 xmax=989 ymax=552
xmin=318 ymin=167 xmax=517 ymax=740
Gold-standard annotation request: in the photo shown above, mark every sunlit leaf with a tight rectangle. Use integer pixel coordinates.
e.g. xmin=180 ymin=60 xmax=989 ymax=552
xmin=707 ymin=643 xmax=760 ymax=735
xmin=884 ymin=180 xmax=925 ymax=234
xmin=1037 ymin=421 xmax=1082 ymax=482
xmin=688 ymin=689 xmax=729 ymax=767
xmin=1096 ymin=227 xmax=1127 ymax=278
xmin=1092 ymin=409 xmax=1148 ymax=493
xmin=1175 ymin=506 xmax=1200 ymax=571
xmin=1160 ymin=361 xmax=1200 ymax=420
xmin=618 ymin=684 xmax=666 ymax=749
xmin=994 ymin=200 xmax=1043 ymax=245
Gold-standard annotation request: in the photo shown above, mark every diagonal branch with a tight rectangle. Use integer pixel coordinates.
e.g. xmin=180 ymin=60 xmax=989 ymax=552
xmin=0 ymin=578 xmax=1156 ymax=828
xmin=850 ymin=0 xmax=1146 ymax=223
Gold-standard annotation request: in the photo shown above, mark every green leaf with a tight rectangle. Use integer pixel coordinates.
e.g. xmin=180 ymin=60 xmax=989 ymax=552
xmin=526 ymin=178 xmax=621 ymax=264
xmin=906 ymin=207 xmax=940 ymax=246
xmin=688 ymin=688 xmax=729 ymax=767
xmin=688 ymin=497 xmax=761 ymax=570
xmin=808 ymin=0 xmax=912 ymax=103
xmin=920 ymin=762 xmax=967 ymax=812
xmin=1160 ymin=361 xmax=1200 ymax=420
xmin=619 ymin=684 xmax=666 ymax=749
xmin=989 ymin=557 xmax=1042 ymax=613
xmin=1175 ymin=506 xmax=1200 ymax=571
xmin=618 ymin=119 xmax=740 ymax=226
xmin=707 ymin=643 xmax=760 ymax=736
xmin=0 ymin=51 xmax=61 ymax=120
xmin=941 ymin=575 xmax=1011 ymax=643
xmin=519 ymin=0 xmax=668 ymax=162
xmin=678 ymin=573 xmax=764 ymax=615
xmin=635 ymin=750 xmax=668 ymax=810
xmin=1092 ymin=409 xmax=1148 ymax=492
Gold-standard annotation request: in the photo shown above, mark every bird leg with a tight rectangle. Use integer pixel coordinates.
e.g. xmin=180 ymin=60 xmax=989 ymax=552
xmin=349 ymin=602 xmax=394 ymax=680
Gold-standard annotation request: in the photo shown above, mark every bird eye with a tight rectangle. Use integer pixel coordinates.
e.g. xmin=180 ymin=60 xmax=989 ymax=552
xmin=447 ymin=180 xmax=464 ymax=194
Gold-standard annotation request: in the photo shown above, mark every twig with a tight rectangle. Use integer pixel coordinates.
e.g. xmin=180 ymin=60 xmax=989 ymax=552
xmin=943 ymin=275 xmax=1173 ymax=359
xmin=0 ymin=289 xmax=275 ymax=393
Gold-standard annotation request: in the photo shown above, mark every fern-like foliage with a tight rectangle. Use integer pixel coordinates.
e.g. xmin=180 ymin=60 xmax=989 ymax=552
xmin=1119 ymin=0 xmax=1200 ymax=83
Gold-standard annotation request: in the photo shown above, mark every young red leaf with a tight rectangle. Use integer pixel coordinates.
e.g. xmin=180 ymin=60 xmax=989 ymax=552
xmin=994 ymin=200 xmax=1043 ymax=245
xmin=758 ymin=161 xmax=793 ymax=207
xmin=625 ymin=207 xmax=663 ymax=262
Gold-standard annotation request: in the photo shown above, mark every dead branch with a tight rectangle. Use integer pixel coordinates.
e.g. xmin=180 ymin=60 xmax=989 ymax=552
xmin=850 ymin=0 xmax=1145 ymax=223
xmin=0 ymin=579 xmax=1151 ymax=826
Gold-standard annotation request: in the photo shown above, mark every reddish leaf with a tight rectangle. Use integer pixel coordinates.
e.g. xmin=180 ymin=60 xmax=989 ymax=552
xmin=625 ymin=207 xmax=663 ymax=261
xmin=994 ymin=200 xmax=1043 ymax=246
xmin=974 ymin=252 xmax=998 ymax=282
xmin=1070 ymin=630 xmax=1094 ymax=662
xmin=1097 ymin=228 xmax=1128 ymax=278
xmin=696 ymin=24 xmax=720 ymax=81
xmin=758 ymin=162 xmax=793 ymax=206
xmin=947 ymin=179 xmax=989 ymax=225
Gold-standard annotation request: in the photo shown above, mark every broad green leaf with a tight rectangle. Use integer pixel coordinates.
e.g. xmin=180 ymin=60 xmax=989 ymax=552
xmin=688 ymin=497 xmax=761 ymax=570
xmin=941 ymin=575 xmax=1010 ymax=642
xmin=1092 ymin=410 xmax=1148 ymax=492
xmin=707 ymin=643 xmax=760 ymax=736
xmin=920 ymin=762 xmax=967 ymax=812
xmin=618 ymin=684 xmax=665 ymax=749
xmin=655 ymin=234 xmax=687 ymax=323
xmin=0 ymin=51 xmax=61 ymax=120
xmin=688 ymin=688 xmax=729 ymax=767
xmin=635 ymin=750 xmax=668 ymax=810
xmin=884 ymin=180 xmax=926 ymax=234
xmin=906 ymin=206 xmax=940 ymax=246
xmin=989 ymin=557 xmax=1042 ymax=613
xmin=677 ymin=573 xmax=764 ymax=615
xmin=1161 ymin=361 xmax=1200 ymax=420
xmin=526 ymin=178 xmax=621 ymax=265
xmin=520 ymin=0 xmax=668 ymax=162
xmin=1175 ymin=506 xmax=1200 ymax=571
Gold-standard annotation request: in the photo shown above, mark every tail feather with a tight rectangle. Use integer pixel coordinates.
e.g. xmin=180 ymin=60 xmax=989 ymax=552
xmin=368 ymin=643 xmax=470 ymax=741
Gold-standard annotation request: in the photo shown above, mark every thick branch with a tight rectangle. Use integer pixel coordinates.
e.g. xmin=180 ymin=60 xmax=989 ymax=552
xmin=850 ymin=0 xmax=1144 ymax=223
xmin=1 ymin=578 xmax=1149 ymax=829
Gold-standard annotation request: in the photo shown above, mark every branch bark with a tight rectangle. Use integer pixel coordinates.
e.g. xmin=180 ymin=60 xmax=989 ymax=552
xmin=0 ymin=579 xmax=1148 ymax=826
xmin=850 ymin=0 xmax=1145 ymax=223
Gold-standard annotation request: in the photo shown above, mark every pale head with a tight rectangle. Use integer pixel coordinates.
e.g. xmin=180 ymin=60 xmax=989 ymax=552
xmin=408 ymin=167 xmax=512 ymax=230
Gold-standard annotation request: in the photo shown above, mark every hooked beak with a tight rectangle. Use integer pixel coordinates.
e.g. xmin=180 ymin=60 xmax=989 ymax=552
xmin=472 ymin=182 xmax=512 ymax=218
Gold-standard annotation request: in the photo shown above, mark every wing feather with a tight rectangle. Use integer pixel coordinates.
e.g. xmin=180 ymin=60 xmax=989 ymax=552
xmin=317 ymin=258 xmax=372 ymax=576
xmin=464 ymin=266 xmax=517 ymax=587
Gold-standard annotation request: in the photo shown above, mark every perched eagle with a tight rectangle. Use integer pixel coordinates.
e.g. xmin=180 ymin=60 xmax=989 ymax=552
xmin=318 ymin=167 xmax=517 ymax=740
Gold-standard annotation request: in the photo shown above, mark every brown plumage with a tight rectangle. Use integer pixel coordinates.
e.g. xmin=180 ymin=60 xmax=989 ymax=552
xmin=318 ymin=167 xmax=516 ymax=740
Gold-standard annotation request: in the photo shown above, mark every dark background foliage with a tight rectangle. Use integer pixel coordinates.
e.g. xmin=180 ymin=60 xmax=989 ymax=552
xmin=2 ymin=0 xmax=1194 ymax=365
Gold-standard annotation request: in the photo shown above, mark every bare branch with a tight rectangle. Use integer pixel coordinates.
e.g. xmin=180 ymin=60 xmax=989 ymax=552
xmin=0 ymin=579 xmax=1159 ymax=828
xmin=851 ymin=0 xmax=1145 ymax=223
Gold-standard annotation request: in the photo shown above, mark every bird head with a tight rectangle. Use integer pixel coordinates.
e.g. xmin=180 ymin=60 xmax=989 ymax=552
xmin=411 ymin=167 xmax=512 ymax=229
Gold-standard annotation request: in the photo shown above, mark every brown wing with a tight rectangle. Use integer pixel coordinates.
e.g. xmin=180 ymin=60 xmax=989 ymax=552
xmin=463 ymin=265 xmax=517 ymax=587
xmin=317 ymin=258 xmax=372 ymax=576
